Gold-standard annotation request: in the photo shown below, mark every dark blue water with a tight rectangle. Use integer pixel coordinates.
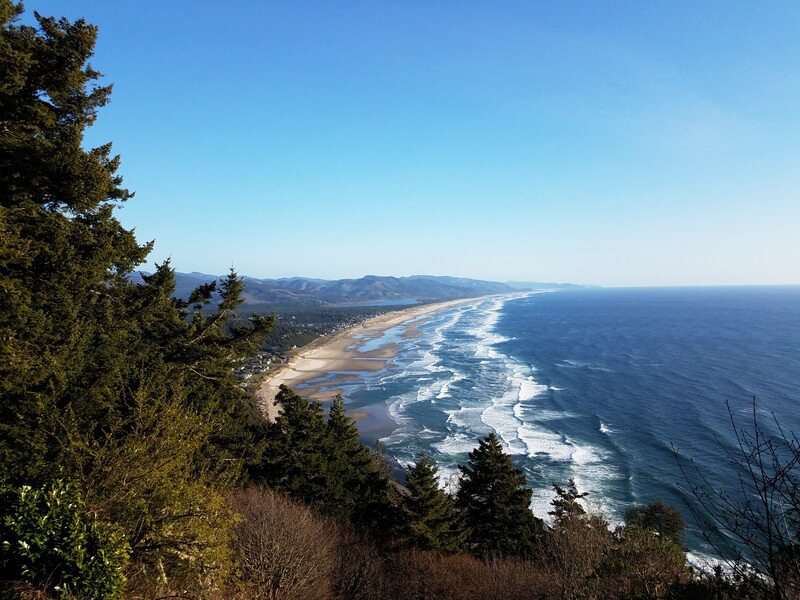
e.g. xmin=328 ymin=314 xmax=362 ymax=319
xmin=495 ymin=288 xmax=800 ymax=550
xmin=334 ymin=287 xmax=800 ymax=559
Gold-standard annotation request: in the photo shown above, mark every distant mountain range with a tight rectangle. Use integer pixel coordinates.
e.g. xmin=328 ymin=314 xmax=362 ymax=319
xmin=132 ymin=271 xmax=586 ymax=306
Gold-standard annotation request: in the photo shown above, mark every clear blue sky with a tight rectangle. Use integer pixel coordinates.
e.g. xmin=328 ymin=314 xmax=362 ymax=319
xmin=25 ymin=1 xmax=800 ymax=286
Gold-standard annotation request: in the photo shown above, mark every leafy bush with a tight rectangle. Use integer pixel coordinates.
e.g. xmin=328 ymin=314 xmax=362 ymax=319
xmin=603 ymin=526 xmax=688 ymax=599
xmin=0 ymin=479 xmax=129 ymax=599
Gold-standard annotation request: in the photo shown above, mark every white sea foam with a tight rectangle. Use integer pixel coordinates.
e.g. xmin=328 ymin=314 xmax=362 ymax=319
xmin=436 ymin=371 xmax=465 ymax=399
xmin=570 ymin=445 xmax=601 ymax=465
xmin=517 ymin=422 xmax=574 ymax=462
xmin=686 ymin=552 xmax=724 ymax=575
xmin=445 ymin=405 xmax=484 ymax=429
xmin=419 ymin=427 xmax=440 ymax=438
xmin=467 ymin=298 xmax=513 ymax=358
xmin=482 ymin=402 xmax=527 ymax=455
xmin=382 ymin=303 xmax=481 ymax=428
xmin=519 ymin=377 xmax=546 ymax=401
xmin=482 ymin=371 xmax=549 ymax=455
xmin=513 ymin=402 xmax=524 ymax=420
xmin=422 ymin=307 xmax=467 ymax=360
xmin=569 ymin=452 xmax=626 ymax=523
xmin=387 ymin=391 xmax=413 ymax=422
xmin=530 ymin=488 xmax=559 ymax=524
xmin=380 ymin=292 xmax=624 ymax=529
xmin=437 ymin=465 xmax=463 ymax=495
xmin=514 ymin=418 xmax=624 ymax=523
xmin=436 ymin=432 xmax=481 ymax=455
xmin=420 ymin=350 xmax=445 ymax=373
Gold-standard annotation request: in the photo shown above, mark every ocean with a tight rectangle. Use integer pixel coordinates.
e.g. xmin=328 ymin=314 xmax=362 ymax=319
xmin=333 ymin=287 xmax=800 ymax=558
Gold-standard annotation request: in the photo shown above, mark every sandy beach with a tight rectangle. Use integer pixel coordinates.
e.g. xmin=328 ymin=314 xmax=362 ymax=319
xmin=255 ymin=296 xmax=492 ymax=424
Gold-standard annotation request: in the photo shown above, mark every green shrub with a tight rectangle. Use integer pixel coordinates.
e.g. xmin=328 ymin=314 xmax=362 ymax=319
xmin=0 ymin=479 xmax=129 ymax=599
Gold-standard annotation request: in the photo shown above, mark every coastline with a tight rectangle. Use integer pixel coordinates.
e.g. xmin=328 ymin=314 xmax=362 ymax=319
xmin=255 ymin=295 xmax=493 ymax=424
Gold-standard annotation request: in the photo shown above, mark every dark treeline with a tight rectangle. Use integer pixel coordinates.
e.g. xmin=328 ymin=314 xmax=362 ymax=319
xmin=1 ymin=4 xmax=798 ymax=599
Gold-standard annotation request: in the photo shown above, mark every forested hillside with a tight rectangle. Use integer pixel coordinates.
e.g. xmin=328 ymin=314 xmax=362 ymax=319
xmin=132 ymin=271 xmax=520 ymax=306
xmin=0 ymin=4 xmax=795 ymax=599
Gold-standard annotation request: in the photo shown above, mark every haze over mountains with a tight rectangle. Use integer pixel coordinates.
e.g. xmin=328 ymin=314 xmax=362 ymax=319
xmin=137 ymin=272 xmax=585 ymax=306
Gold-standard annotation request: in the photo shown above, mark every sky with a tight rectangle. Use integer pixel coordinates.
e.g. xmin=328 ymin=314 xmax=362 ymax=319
xmin=23 ymin=1 xmax=800 ymax=286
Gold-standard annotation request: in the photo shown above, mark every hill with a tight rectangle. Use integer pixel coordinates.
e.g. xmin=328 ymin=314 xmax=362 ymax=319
xmin=134 ymin=272 xmax=547 ymax=306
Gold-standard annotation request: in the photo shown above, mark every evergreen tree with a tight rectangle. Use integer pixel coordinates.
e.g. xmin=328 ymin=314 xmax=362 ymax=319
xmin=257 ymin=385 xmax=331 ymax=503
xmin=327 ymin=394 xmax=372 ymax=474
xmin=624 ymin=499 xmax=685 ymax=546
xmin=400 ymin=454 xmax=466 ymax=553
xmin=456 ymin=433 xmax=543 ymax=558
xmin=549 ymin=478 xmax=589 ymax=526
xmin=257 ymin=389 xmax=399 ymax=534
xmin=0 ymin=1 xmax=150 ymax=481
xmin=326 ymin=395 xmax=399 ymax=534
xmin=326 ymin=395 xmax=374 ymax=517
xmin=0 ymin=3 xmax=273 ymax=590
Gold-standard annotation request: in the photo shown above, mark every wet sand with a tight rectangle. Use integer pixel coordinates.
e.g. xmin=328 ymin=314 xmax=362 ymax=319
xmin=255 ymin=296 xmax=490 ymax=427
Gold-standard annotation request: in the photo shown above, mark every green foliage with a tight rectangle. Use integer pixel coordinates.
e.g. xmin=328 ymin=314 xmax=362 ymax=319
xmin=251 ymin=305 xmax=392 ymax=356
xmin=624 ymin=500 xmax=685 ymax=546
xmin=327 ymin=394 xmax=375 ymax=517
xmin=0 ymin=479 xmax=129 ymax=599
xmin=455 ymin=433 xmax=543 ymax=558
xmin=604 ymin=525 xmax=688 ymax=599
xmin=668 ymin=566 xmax=756 ymax=600
xmin=549 ymin=478 xmax=589 ymax=526
xmin=255 ymin=387 xmax=398 ymax=535
xmin=327 ymin=396 xmax=399 ymax=533
xmin=0 ymin=6 xmax=776 ymax=598
xmin=73 ymin=383 xmax=239 ymax=589
xmin=400 ymin=455 xmax=467 ymax=554
xmin=257 ymin=385 xmax=332 ymax=501
xmin=0 ymin=3 xmax=273 ymax=592
xmin=0 ymin=0 xmax=149 ymax=481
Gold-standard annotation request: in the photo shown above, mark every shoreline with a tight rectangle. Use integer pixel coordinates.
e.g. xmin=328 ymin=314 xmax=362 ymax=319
xmin=255 ymin=295 xmax=494 ymax=423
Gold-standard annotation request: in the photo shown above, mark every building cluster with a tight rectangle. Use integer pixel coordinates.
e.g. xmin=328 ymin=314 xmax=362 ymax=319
xmin=232 ymin=309 xmax=391 ymax=384
xmin=233 ymin=350 xmax=282 ymax=382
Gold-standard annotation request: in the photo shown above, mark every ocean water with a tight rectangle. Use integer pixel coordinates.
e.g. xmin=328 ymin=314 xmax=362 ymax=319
xmin=336 ymin=287 xmax=800 ymax=558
